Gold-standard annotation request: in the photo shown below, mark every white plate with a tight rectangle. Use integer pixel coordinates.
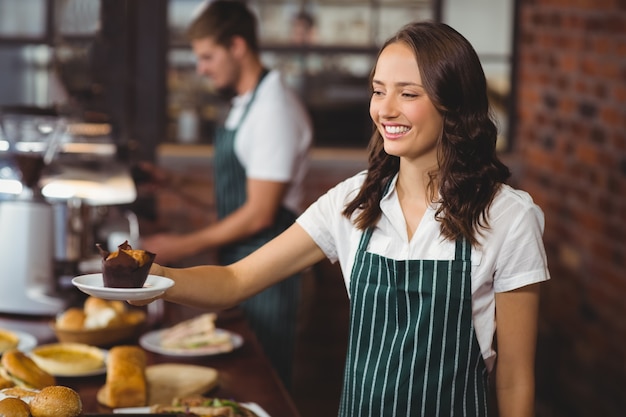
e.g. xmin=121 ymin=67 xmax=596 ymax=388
xmin=139 ymin=328 xmax=243 ymax=357
xmin=71 ymin=274 xmax=174 ymax=301
xmin=114 ymin=403 xmax=270 ymax=417
xmin=28 ymin=349 xmax=108 ymax=377
xmin=16 ymin=331 xmax=38 ymax=352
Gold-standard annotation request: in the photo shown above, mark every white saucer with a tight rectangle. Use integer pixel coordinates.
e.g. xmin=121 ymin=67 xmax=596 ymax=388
xmin=71 ymin=274 xmax=174 ymax=301
xmin=114 ymin=403 xmax=269 ymax=416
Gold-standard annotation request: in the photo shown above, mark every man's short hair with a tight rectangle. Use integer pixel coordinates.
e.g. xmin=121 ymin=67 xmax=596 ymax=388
xmin=186 ymin=0 xmax=259 ymax=53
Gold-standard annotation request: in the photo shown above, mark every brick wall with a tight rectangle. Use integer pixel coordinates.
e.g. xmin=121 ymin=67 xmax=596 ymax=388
xmin=513 ymin=1 xmax=625 ymax=416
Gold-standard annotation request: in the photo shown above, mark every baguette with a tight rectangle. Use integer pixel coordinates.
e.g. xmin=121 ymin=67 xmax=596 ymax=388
xmin=97 ymin=345 xmax=146 ymax=408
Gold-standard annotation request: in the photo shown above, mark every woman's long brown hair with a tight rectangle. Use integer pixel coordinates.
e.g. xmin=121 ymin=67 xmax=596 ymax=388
xmin=342 ymin=21 xmax=511 ymax=246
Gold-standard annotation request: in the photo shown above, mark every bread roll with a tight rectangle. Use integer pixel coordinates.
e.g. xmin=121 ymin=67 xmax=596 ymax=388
xmin=84 ymin=306 xmax=124 ymax=329
xmin=83 ymin=297 xmax=110 ymax=315
xmin=0 ymin=397 xmax=30 ymax=417
xmin=108 ymin=300 xmax=127 ymax=315
xmin=55 ymin=308 xmax=86 ymax=331
xmin=83 ymin=297 xmax=126 ymax=329
xmin=97 ymin=345 xmax=146 ymax=408
xmin=29 ymin=385 xmax=82 ymax=417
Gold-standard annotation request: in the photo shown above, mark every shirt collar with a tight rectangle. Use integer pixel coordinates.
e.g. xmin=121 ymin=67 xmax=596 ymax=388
xmin=380 ymin=173 xmax=399 ymax=203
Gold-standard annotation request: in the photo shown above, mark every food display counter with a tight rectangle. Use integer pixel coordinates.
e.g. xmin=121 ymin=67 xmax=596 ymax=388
xmin=0 ymin=303 xmax=301 ymax=417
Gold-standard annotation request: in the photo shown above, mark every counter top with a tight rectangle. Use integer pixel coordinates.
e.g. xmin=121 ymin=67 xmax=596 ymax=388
xmin=0 ymin=304 xmax=301 ymax=417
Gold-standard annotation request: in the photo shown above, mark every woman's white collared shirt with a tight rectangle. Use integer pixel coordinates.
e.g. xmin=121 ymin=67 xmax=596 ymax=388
xmin=297 ymin=170 xmax=550 ymax=370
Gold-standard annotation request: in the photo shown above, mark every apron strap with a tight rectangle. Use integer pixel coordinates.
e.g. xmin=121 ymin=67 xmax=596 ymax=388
xmin=454 ymin=237 xmax=471 ymax=261
xmin=237 ymin=68 xmax=269 ymax=126
xmin=357 ymin=227 xmax=374 ymax=252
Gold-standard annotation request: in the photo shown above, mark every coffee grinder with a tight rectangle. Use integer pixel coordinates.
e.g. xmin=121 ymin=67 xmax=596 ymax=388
xmin=0 ymin=106 xmax=68 ymax=315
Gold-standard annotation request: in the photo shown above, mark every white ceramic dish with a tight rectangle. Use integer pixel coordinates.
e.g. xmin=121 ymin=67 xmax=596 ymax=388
xmin=11 ymin=330 xmax=38 ymax=352
xmin=114 ymin=403 xmax=270 ymax=416
xmin=139 ymin=328 xmax=243 ymax=357
xmin=71 ymin=274 xmax=174 ymax=301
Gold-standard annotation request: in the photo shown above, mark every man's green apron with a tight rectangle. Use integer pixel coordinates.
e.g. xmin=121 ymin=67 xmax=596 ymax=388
xmin=213 ymin=70 xmax=300 ymax=387
xmin=339 ymin=226 xmax=490 ymax=416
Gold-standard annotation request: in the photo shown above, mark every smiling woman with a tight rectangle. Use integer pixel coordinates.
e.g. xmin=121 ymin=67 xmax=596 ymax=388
xmin=369 ymin=42 xmax=443 ymax=168
xmin=136 ymin=20 xmax=550 ymax=417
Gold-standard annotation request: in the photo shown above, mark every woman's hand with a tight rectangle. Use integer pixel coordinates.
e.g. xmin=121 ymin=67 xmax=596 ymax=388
xmin=126 ymin=263 xmax=167 ymax=306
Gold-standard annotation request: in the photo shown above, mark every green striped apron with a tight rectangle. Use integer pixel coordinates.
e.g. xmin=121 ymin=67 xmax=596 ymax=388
xmin=213 ymin=69 xmax=300 ymax=388
xmin=339 ymin=227 xmax=490 ymax=417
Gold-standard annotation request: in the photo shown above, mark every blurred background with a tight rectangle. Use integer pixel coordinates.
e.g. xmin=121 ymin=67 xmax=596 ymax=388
xmin=0 ymin=0 xmax=623 ymax=416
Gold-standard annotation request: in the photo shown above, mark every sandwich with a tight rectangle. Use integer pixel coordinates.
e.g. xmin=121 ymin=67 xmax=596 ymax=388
xmin=159 ymin=313 xmax=233 ymax=351
xmin=0 ymin=350 xmax=55 ymax=390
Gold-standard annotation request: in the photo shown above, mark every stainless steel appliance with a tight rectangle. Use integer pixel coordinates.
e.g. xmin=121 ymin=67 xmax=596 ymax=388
xmin=0 ymin=107 xmax=138 ymax=316
xmin=0 ymin=106 xmax=67 ymax=315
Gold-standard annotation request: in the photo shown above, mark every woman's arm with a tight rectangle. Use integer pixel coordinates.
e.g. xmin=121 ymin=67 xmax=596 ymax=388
xmin=494 ymin=283 xmax=541 ymax=417
xmin=147 ymin=223 xmax=326 ymax=310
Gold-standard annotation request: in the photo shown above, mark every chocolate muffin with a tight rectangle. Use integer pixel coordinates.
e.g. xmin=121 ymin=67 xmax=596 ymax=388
xmin=97 ymin=241 xmax=156 ymax=288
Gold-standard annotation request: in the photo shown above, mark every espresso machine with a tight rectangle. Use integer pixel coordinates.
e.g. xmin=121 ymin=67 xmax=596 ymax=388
xmin=0 ymin=106 xmax=68 ymax=315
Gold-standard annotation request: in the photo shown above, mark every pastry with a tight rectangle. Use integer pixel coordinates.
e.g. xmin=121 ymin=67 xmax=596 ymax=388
xmin=97 ymin=241 xmax=155 ymax=288
xmin=29 ymin=343 xmax=105 ymax=376
xmin=97 ymin=345 xmax=147 ymax=408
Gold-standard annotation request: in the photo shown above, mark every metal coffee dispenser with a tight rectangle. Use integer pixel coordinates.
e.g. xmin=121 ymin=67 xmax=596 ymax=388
xmin=0 ymin=107 xmax=137 ymax=316
xmin=0 ymin=106 xmax=67 ymax=315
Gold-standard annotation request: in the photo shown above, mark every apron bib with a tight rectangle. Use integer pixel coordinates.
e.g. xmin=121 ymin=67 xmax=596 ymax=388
xmin=339 ymin=228 xmax=490 ymax=417
xmin=213 ymin=69 xmax=297 ymax=261
xmin=212 ymin=69 xmax=300 ymax=387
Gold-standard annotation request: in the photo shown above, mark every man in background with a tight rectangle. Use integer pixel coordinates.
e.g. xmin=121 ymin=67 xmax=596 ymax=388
xmin=140 ymin=0 xmax=313 ymax=388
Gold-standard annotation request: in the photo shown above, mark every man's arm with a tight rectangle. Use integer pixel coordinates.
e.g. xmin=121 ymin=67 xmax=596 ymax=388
xmin=191 ymin=177 xmax=288 ymax=247
xmin=141 ymin=178 xmax=288 ymax=264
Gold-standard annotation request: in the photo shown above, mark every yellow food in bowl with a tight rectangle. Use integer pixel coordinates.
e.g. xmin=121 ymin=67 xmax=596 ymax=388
xmin=30 ymin=343 xmax=105 ymax=376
